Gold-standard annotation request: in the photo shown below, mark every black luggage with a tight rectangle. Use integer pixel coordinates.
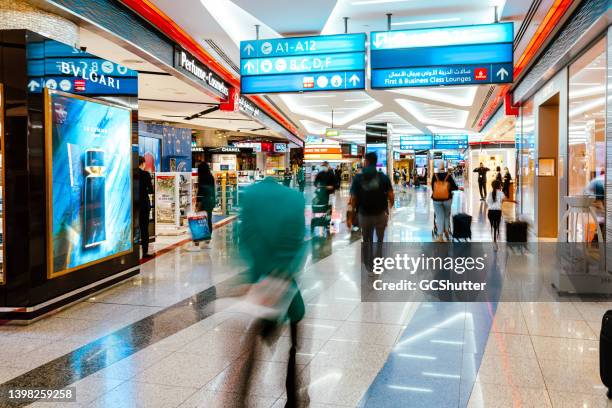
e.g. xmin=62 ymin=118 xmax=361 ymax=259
xmin=600 ymin=310 xmax=612 ymax=398
xmin=506 ymin=221 xmax=528 ymax=243
xmin=452 ymin=213 xmax=472 ymax=240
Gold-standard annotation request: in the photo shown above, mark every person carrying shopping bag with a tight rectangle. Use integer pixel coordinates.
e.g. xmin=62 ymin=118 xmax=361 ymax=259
xmin=431 ymin=163 xmax=458 ymax=241
xmin=486 ymin=179 xmax=505 ymax=245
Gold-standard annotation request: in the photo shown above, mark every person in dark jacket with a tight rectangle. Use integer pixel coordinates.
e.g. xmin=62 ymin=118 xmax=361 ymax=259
xmin=431 ymin=163 xmax=459 ymax=241
xmin=138 ymin=156 xmax=154 ymax=257
xmin=314 ymin=162 xmax=336 ymax=204
xmin=495 ymin=166 xmax=503 ymax=183
xmin=197 ymin=161 xmax=216 ymax=240
xmin=334 ymin=166 xmax=342 ymax=190
xmin=503 ymin=167 xmax=512 ymax=198
xmin=473 ymin=163 xmax=490 ymax=201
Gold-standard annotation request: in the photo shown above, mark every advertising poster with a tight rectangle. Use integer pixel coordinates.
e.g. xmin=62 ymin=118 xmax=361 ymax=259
xmin=46 ymin=90 xmax=132 ymax=278
xmin=155 ymin=175 xmax=176 ymax=225
xmin=139 ymin=122 xmax=191 ymax=172
xmin=138 ymin=136 xmax=161 ymax=173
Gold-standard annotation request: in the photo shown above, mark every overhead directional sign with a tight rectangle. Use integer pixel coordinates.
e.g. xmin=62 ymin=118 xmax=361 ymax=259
xmin=240 ymin=33 xmax=366 ymax=94
xmin=370 ymin=22 xmax=514 ymax=89
xmin=433 ymin=134 xmax=469 ymax=150
xmin=399 ymin=135 xmax=433 ymax=151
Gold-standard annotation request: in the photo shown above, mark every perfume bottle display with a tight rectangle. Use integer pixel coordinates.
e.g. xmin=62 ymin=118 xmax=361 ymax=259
xmin=83 ymin=148 xmax=106 ymax=248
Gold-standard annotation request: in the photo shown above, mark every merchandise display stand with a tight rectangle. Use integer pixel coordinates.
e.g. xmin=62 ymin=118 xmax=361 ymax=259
xmin=155 ymin=172 xmax=192 ymax=236
xmin=553 ymin=195 xmax=610 ymax=295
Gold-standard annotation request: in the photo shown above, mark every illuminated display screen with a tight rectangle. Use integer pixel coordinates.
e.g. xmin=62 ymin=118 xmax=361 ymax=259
xmin=46 ymin=90 xmax=133 ymax=278
xmin=28 ymin=40 xmax=137 ymax=96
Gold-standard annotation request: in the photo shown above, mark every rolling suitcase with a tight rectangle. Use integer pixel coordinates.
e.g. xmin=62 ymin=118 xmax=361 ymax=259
xmin=506 ymin=221 xmax=528 ymax=243
xmin=601 ymin=310 xmax=612 ymax=399
xmin=452 ymin=213 xmax=472 ymax=241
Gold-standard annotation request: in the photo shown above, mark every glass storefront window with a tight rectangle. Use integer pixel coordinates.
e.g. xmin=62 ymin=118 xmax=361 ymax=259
xmin=568 ymin=38 xmax=606 ymax=241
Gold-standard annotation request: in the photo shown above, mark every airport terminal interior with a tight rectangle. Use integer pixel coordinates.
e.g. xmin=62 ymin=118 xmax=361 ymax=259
xmin=0 ymin=0 xmax=612 ymax=407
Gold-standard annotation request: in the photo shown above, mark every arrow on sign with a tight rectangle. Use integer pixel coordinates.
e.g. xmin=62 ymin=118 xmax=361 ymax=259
xmin=349 ymin=74 xmax=360 ymax=86
xmin=28 ymin=80 xmax=40 ymax=92
xmin=373 ymin=33 xmax=386 ymax=49
xmin=244 ymin=61 xmax=255 ymax=74
xmin=244 ymin=43 xmax=254 ymax=56
xmin=496 ymin=67 xmax=509 ymax=80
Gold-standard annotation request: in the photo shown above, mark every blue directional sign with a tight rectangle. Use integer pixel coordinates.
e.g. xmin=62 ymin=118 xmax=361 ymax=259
xmin=371 ymin=22 xmax=514 ymax=89
xmin=240 ymin=52 xmax=365 ymax=76
xmin=433 ymin=135 xmax=469 ymax=150
xmin=399 ymin=135 xmax=433 ymax=151
xmin=241 ymin=33 xmax=366 ymax=94
xmin=241 ymin=34 xmax=366 ymax=58
xmin=241 ymin=70 xmax=365 ymax=93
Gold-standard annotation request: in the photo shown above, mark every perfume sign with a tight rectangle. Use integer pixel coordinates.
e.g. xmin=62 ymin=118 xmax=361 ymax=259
xmin=174 ymin=46 xmax=229 ymax=98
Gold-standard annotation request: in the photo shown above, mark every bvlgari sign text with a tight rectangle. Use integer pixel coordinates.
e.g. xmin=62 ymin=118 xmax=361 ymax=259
xmin=174 ymin=46 xmax=230 ymax=98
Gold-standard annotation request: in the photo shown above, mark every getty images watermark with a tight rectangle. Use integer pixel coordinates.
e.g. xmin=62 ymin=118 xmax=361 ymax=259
xmin=371 ymin=252 xmax=488 ymax=292
xmin=360 ymin=242 xmax=612 ymax=302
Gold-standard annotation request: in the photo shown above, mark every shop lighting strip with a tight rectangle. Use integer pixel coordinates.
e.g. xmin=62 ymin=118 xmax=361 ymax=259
xmin=476 ymin=0 xmax=574 ymax=130
xmin=118 ymin=0 xmax=300 ymax=138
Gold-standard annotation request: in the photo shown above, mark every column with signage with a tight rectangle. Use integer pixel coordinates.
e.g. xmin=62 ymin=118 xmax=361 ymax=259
xmin=240 ymin=34 xmax=366 ymax=94
xmin=370 ymin=23 xmax=514 ymax=89
xmin=0 ymin=30 xmax=141 ymax=319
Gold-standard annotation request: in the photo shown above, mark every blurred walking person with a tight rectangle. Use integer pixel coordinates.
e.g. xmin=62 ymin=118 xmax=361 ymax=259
xmin=502 ymin=167 xmax=512 ymax=198
xmin=315 ymin=161 xmax=336 ymax=205
xmin=296 ymin=166 xmax=305 ymax=193
xmin=197 ymin=161 xmax=216 ymax=243
xmin=487 ymin=180 xmax=504 ymax=245
xmin=431 ymin=162 xmax=458 ymax=241
xmin=234 ymin=176 xmax=306 ymax=408
xmin=138 ymin=156 xmax=154 ymax=258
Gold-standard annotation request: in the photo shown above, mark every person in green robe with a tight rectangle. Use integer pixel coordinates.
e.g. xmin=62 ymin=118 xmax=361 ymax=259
xmin=235 ymin=176 xmax=306 ymax=407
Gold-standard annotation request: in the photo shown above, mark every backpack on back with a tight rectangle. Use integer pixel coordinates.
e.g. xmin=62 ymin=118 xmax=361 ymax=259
xmin=357 ymin=172 xmax=388 ymax=214
xmin=432 ymin=173 xmax=451 ymax=200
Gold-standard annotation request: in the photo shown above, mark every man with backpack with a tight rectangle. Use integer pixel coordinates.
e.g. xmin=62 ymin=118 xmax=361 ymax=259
xmin=431 ymin=163 xmax=459 ymax=241
xmin=347 ymin=152 xmax=394 ymax=243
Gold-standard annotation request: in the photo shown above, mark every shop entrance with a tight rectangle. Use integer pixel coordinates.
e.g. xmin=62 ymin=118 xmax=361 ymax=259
xmin=537 ymin=93 xmax=559 ymax=238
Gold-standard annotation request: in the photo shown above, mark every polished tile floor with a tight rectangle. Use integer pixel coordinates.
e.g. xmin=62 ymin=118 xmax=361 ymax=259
xmin=0 ymin=182 xmax=607 ymax=407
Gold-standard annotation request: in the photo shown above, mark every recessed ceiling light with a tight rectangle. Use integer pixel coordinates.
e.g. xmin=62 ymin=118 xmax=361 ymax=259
xmin=344 ymin=98 xmax=371 ymax=102
xmin=352 ymin=0 xmax=413 ymax=5
xmin=303 ymin=94 xmax=335 ymax=99
xmin=391 ymin=17 xmax=461 ymax=26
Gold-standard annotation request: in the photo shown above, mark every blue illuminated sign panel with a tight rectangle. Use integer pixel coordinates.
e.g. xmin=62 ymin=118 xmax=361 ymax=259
xmin=241 ymin=33 xmax=366 ymax=94
xmin=27 ymin=40 xmax=137 ymax=96
xmin=400 ymin=135 xmax=433 ymax=151
xmin=433 ymin=135 xmax=469 ymax=150
xmin=370 ymin=23 xmax=514 ymax=89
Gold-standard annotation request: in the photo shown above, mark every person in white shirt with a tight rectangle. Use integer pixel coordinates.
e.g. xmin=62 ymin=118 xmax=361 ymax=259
xmin=486 ymin=180 xmax=505 ymax=243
